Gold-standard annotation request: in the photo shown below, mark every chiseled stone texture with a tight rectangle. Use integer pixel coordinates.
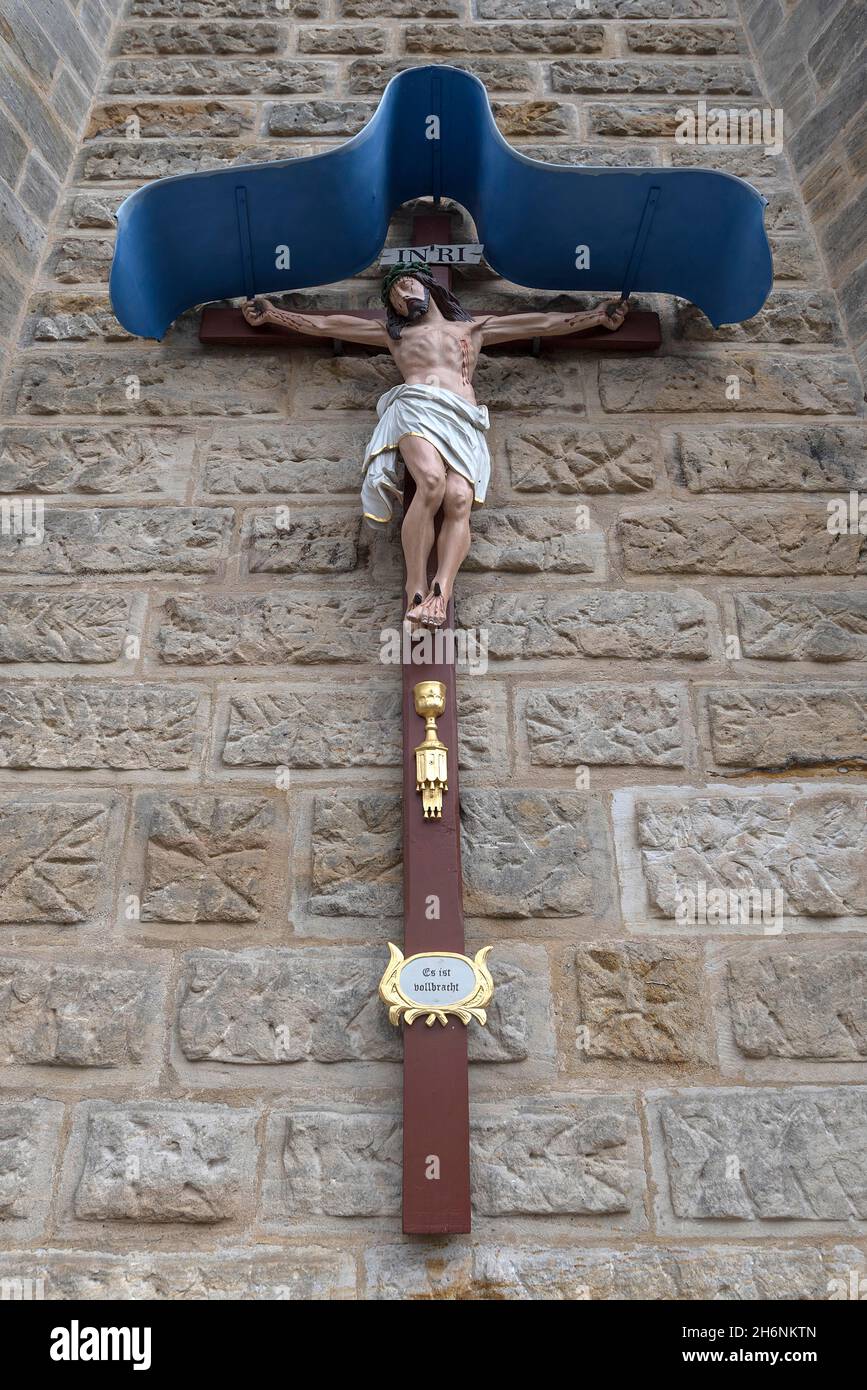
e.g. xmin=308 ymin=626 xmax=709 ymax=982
xmin=0 ymin=957 xmax=157 ymax=1068
xmin=0 ymin=799 xmax=113 ymax=923
xmin=461 ymin=791 xmax=612 ymax=919
xmin=140 ymin=796 xmax=275 ymax=924
xmin=599 ymin=354 xmax=861 ymax=414
xmin=404 ymin=21 xmax=604 ymax=54
xmin=348 ymin=58 xmax=536 ymax=94
xmin=10 ymin=353 xmax=287 ymax=417
xmin=73 ymin=1102 xmax=258 ymax=1225
xmin=652 ymin=1086 xmax=867 ymax=1224
xmin=675 ymin=290 xmax=843 ymax=344
xmin=734 ymin=592 xmax=867 ymax=662
xmin=157 ymin=591 xmax=396 ymax=665
xmin=0 ymin=594 xmax=132 ymax=663
xmin=0 ymin=1249 xmax=355 ymax=1300
xmin=462 ymin=510 xmax=606 ymax=577
xmin=505 ymin=424 xmax=656 ymax=493
xmin=0 ymin=685 xmax=201 ymax=770
xmin=107 ymin=58 xmax=335 ymax=96
xmin=672 ymin=425 xmax=867 ymax=492
xmin=309 ymin=793 xmax=401 ymax=918
xmin=0 ymin=426 xmax=195 ymax=495
xmin=199 ymin=422 xmax=369 ymax=494
xmin=524 ymin=685 xmax=687 ymax=767
xmin=458 ymin=589 xmax=712 ymax=661
xmin=634 ymin=790 xmax=867 ymax=922
xmin=116 ymin=21 xmax=285 ymax=56
xmin=727 ymin=950 xmax=867 ymax=1061
xmin=619 ymin=504 xmax=866 ymax=577
xmin=246 ymin=508 xmax=366 ymax=574
xmin=0 ymin=1100 xmax=64 ymax=1238
xmin=551 ymin=59 xmax=755 ymax=95
xmin=176 ymin=945 xmax=546 ymax=1066
xmin=576 ymin=941 xmax=712 ymax=1064
xmin=364 ymin=1242 xmax=854 ymax=1301
xmin=0 ymin=507 xmax=232 ymax=576
xmin=266 ymin=1096 xmax=637 ymax=1220
xmin=705 ymin=685 xmax=867 ymax=770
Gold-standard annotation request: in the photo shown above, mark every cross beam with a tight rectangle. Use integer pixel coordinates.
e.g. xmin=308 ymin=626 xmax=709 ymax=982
xmin=199 ymin=305 xmax=661 ymax=353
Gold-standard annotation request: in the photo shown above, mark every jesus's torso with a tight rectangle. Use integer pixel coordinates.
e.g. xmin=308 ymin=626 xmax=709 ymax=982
xmin=386 ymin=318 xmax=482 ymax=404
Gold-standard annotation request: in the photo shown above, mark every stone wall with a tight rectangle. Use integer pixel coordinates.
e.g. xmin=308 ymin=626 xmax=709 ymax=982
xmin=737 ymin=0 xmax=867 ymax=382
xmin=0 ymin=0 xmax=865 ymax=1301
xmin=0 ymin=0 xmax=122 ymax=384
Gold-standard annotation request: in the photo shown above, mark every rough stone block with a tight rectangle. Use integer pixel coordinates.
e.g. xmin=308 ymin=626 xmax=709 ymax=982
xmin=674 ymin=290 xmax=842 ymax=344
xmin=734 ymin=592 xmax=867 ymax=661
xmin=576 ymin=941 xmax=712 ymax=1062
xmin=200 ymin=421 xmax=368 ymax=494
xmin=651 ymin=1086 xmax=867 ymax=1225
xmin=265 ymin=1096 xmax=638 ymax=1220
xmin=0 ymin=426 xmax=194 ymax=495
xmin=246 ymin=508 xmax=365 ymax=574
xmin=0 ymin=1100 xmax=64 ymax=1238
xmin=0 ymin=956 xmax=158 ymax=1067
xmin=107 ymin=57 xmax=334 ymax=95
xmin=458 ymin=589 xmax=712 ymax=661
xmin=726 ymin=948 xmax=867 ymax=1060
xmin=0 ymin=506 xmax=232 ymax=576
xmin=461 ymin=790 xmax=613 ymax=918
xmin=462 ymin=510 xmax=606 ymax=576
xmin=552 ymin=60 xmax=755 ymax=94
xmin=706 ymin=685 xmax=867 ymax=770
xmin=673 ymin=424 xmax=867 ymax=492
xmin=0 ymin=594 xmax=131 ymax=663
xmin=0 ymin=685 xmax=201 ymax=770
xmin=506 ymin=424 xmax=656 ymax=493
xmin=619 ymin=504 xmax=865 ymax=576
xmin=73 ymin=1102 xmax=258 ymax=1223
xmin=632 ymin=789 xmax=867 ymax=922
xmin=364 ymin=1241 xmax=849 ymax=1300
xmin=11 ymin=353 xmax=287 ymax=417
xmin=524 ymin=685 xmax=688 ymax=767
xmin=599 ymin=354 xmax=860 ymax=414
xmin=0 ymin=1248 xmax=354 ymax=1299
xmin=157 ymin=591 xmax=396 ymax=665
xmin=0 ymin=799 xmax=114 ymax=922
xmin=177 ymin=944 xmax=547 ymax=1066
xmin=309 ymin=793 xmax=401 ymax=919
xmin=140 ymin=796 xmax=275 ymax=924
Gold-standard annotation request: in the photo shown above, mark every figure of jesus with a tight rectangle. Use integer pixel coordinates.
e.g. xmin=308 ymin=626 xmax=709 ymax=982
xmin=243 ymin=268 xmax=627 ymax=628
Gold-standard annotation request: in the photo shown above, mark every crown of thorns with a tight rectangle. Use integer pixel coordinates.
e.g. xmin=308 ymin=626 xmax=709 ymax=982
xmin=380 ymin=263 xmax=437 ymax=303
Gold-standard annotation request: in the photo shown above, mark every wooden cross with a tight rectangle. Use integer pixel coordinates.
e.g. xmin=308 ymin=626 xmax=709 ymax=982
xmin=200 ymin=212 xmax=659 ymax=1234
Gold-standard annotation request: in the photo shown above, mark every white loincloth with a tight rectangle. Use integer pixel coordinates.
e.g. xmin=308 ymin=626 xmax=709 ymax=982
xmin=361 ymin=382 xmax=491 ymax=525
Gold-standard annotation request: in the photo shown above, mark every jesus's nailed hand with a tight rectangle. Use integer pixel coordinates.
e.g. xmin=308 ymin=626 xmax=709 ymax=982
xmin=242 ymin=297 xmax=272 ymax=326
xmin=599 ymin=299 xmax=629 ymax=330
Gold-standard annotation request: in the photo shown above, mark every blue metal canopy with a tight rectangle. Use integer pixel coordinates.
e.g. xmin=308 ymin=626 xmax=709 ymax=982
xmin=109 ymin=64 xmax=772 ymax=340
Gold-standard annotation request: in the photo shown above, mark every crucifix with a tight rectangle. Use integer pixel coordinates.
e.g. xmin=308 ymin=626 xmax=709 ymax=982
xmin=203 ymin=211 xmax=640 ymax=1233
xmin=109 ymin=63 xmax=772 ymax=1235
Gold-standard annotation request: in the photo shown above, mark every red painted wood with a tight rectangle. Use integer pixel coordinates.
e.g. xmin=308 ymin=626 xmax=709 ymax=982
xmin=198 ymin=304 xmax=661 ymax=353
xmin=399 ymin=212 xmax=471 ymax=1234
xmin=401 ymin=577 xmax=471 ymax=1234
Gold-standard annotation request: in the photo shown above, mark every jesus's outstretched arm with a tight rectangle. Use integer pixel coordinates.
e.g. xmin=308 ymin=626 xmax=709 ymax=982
xmin=476 ymin=299 xmax=628 ymax=345
xmin=242 ymin=296 xmax=389 ymax=346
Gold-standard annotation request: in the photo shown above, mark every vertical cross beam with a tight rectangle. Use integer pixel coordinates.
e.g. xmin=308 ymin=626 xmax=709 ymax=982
xmin=400 ymin=211 xmax=472 ymax=1234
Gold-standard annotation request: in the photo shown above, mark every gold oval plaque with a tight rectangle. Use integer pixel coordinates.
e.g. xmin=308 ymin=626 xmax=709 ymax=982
xmin=378 ymin=944 xmax=494 ymax=1028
